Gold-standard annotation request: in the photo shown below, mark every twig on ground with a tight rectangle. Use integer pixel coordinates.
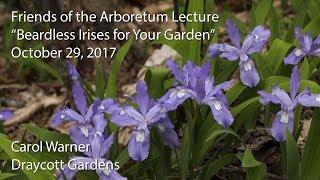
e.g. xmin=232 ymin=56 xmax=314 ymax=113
xmin=3 ymin=94 xmax=64 ymax=127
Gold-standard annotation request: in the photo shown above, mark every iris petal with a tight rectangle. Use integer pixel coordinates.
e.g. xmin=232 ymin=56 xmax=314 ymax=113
xmin=128 ymin=129 xmax=150 ymax=161
xmin=270 ymin=110 xmax=294 ymax=142
xmin=226 ymin=19 xmax=241 ymax=49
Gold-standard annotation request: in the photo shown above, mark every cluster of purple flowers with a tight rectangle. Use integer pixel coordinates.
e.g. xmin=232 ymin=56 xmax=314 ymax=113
xmin=160 ymin=60 xmax=235 ymax=128
xmin=208 ymin=19 xmax=320 ymax=142
xmin=258 ymin=27 xmax=320 ymax=142
xmin=52 ymin=62 xmax=126 ymax=180
xmin=51 ymin=58 xmax=235 ymax=178
xmin=50 ymin=19 xmax=320 ymax=179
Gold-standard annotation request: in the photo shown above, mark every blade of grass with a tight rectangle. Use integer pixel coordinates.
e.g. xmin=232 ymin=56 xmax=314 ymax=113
xmin=286 ymin=128 xmax=301 ymax=180
xmin=301 ymin=108 xmax=320 ymax=179
xmin=106 ymin=38 xmax=133 ymax=97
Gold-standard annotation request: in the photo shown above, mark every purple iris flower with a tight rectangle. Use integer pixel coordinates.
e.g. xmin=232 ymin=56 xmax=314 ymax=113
xmin=284 ymin=27 xmax=320 ymax=65
xmin=258 ymin=66 xmax=320 ymax=141
xmin=159 ymin=60 xmax=235 ymax=128
xmin=58 ymin=119 xmax=126 ymax=180
xmin=208 ymin=19 xmax=271 ymax=87
xmin=0 ymin=109 xmax=12 ymax=121
xmin=156 ymin=116 xmax=179 ymax=148
xmin=51 ymin=62 xmax=117 ymax=138
xmin=110 ymin=80 xmax=178 ymax=161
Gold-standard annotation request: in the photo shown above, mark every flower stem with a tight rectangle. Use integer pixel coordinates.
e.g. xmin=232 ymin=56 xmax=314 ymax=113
xmin=174 ymin=148 xmax=182 ymax=177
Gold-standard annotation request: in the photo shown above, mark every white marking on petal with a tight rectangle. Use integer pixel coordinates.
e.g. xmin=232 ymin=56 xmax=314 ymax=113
xmin=219 ymin=46 xmax=224 ymax=51
xmin=177 ymin=90 xmax=188 ymax=98
xmin=98 ymin=105 xmax=105 ymax=110
xmin=295 ymin=49 xmax=304 ymax=57
xmin=254 ymin=34 xmax=259 ymax=40
xmin=60 ymin=114 xmax=66 ymax=119
xmin=240 ymin=54 xmax=248 ymax=61
xmin=315 ymin=95 xmax=320 ymax=102
xmin=213 ymin=100 xmax=222 ymax=111
xmin=160 ymin=108 xmax=167 ymax=113
xmin=135 ymin=132 xmax=145 ymax=143
xmin=243 ymin=62 xmax=252 ymax=71
xmin=71 ymin=75 xmax=78 ymax=81
xmin=103 ymin=168 xmax=112 ymax=176
xmin=280 ymin=112 xmax=289 ymax=124
xmin=314 ymin=49 xmax=320 ymax=55
xmin=95 ymin=131 xmax=103 ymax=137
xmin=120 ymin=109 xmax=125 ymax=115
xmin=144 ymin=117 xmax=151 ymax=123
xmin=169 ymin=91 xmax=177 ymax=98
xmin=0 ymin=114 xmax=3 ymax=120
xmin=170 ymin=89 xmax=188 ymax=98
xmin=158 ymin=123 xmax=166 ymax=133
xmin=79 ymin=125 xmax=89 ymax=137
